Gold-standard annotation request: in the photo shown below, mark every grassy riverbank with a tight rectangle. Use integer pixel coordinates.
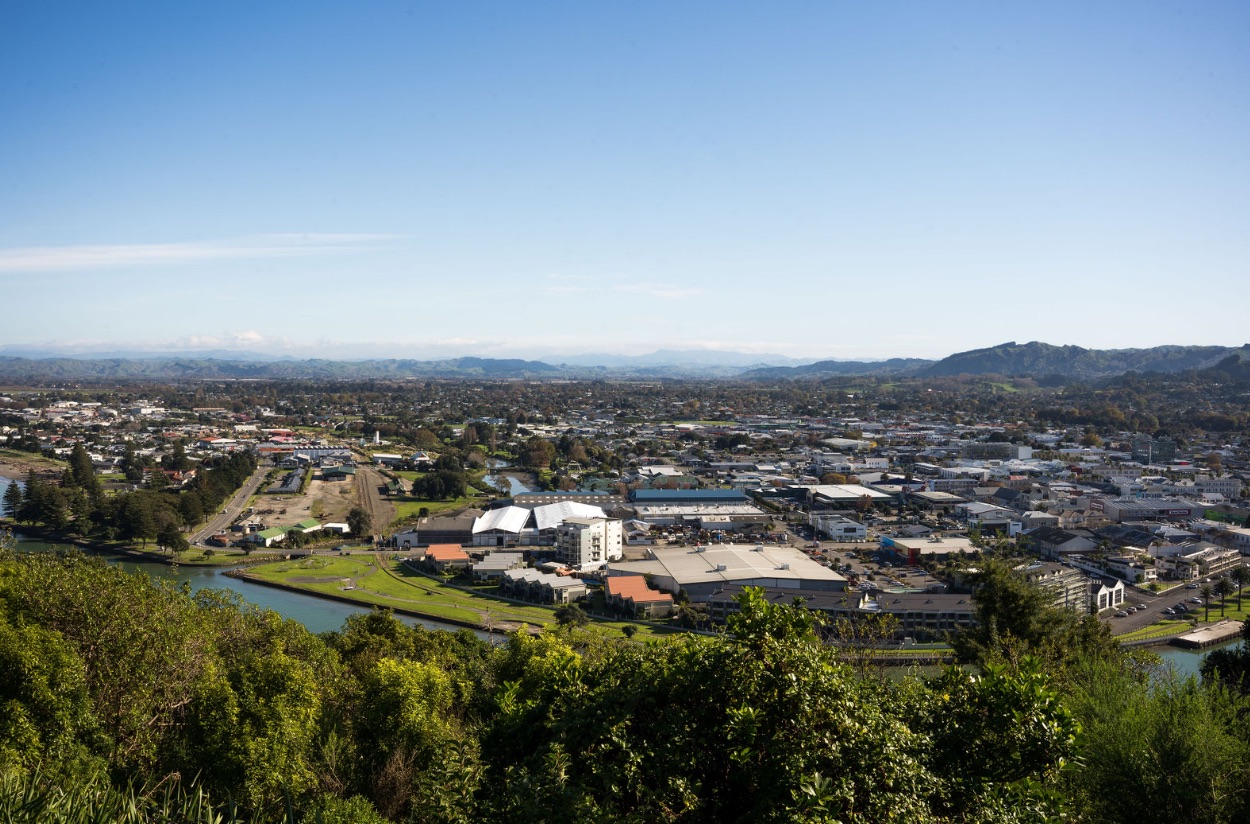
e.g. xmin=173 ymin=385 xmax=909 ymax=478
xmin=242 ymin=554 xmax=674 ymax=639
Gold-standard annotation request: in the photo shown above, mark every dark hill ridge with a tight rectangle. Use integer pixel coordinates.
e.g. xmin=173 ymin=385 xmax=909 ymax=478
xmin=744 ymin=342 xmax=1245 ymax=380
xmin=742 ymin=358 xmax=933 ymax=379
xmin=921 ymin=341 xmax=1241 ymax=379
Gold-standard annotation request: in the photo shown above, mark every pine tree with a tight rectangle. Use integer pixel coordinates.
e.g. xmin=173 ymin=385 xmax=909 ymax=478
xmin=2 ymin=479 xmax=22 ymax=519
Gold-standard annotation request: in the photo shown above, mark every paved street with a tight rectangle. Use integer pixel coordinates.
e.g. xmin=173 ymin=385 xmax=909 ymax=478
xmin=191 ymin=464 xmax=270 ymax=545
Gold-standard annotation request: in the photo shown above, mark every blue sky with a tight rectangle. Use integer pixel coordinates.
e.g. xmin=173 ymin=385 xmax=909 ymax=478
xmin=2 ymin=1 xmax=1247 ymax=361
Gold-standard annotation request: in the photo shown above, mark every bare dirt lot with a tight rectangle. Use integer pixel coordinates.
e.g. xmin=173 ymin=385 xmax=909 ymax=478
xmin=254 ymin=475 xmax=358 ymax=530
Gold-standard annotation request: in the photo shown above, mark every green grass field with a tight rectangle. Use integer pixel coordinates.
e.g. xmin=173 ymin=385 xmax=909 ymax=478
xmin=246 ymin=554 xmax=672 ymax=638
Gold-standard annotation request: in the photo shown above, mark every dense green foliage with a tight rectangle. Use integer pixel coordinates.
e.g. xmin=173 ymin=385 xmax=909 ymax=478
xmin=7 ymin=451 xmax=257 ymax=546
xmin=1 ymin=546 xmax=1248 ymax=822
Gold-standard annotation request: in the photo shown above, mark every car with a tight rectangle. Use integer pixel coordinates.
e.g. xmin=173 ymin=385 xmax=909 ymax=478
xmin=1186 ymin=583 xmax=1199 ymax=589
xmin=1190 ymin=597 xmax=1203 ymax=604
xmin=1163 ymin=608 xmax=1175 ymax=615
xmin=1115 ymin=611 xmax=1129 ymax=617
xmin=1125 ymin=607 xmax=1136 ymax=613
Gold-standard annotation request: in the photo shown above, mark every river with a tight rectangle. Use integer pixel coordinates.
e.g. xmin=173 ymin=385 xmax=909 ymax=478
xmin=3 ymin=474 xmax=487 ymax=637
xmin=484 ymin=458 xmax=537 ymax=496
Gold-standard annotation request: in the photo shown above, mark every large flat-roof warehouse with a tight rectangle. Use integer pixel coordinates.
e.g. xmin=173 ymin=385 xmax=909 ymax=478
xmin=605 ymin=543 xmax=846 ymax=600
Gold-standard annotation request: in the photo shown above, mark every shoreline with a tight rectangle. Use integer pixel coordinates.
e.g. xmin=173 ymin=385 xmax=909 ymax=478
xmin=0 ymin=455 xmax=64 ymax=481
xmin=225 ymin=568 xmax=540 ymax=635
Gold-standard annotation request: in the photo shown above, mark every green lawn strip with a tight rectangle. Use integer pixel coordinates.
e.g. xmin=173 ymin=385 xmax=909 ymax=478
xmin=382 ymin=562 xmax=680 ymax=638
xmin=1113 ymin=620 xmax=1191 ymax=643
xmin=248 ymin=556 xmax=554 ymax=627
xmin=381 ymin=562 xmax=559 ymax=624
xmin=119 ymin=546 xmax=260 ymax=567
xmin=247 ymin=555 xmax=682 ymax=639
xmin=391 ymin=496 xmax=480 ymax=521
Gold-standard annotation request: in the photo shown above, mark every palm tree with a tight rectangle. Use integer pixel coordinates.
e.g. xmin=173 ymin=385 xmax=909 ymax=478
xmin=1231 ymin=565 xmax=1249 ymax=614
xmin=1201 ymin=584 xmax=1214 ymax=622
xmin=1216 ymin=578 xmax=1236 ymax=618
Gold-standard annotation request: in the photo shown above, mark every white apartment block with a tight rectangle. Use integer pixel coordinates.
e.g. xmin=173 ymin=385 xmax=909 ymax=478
xmin=554 ymin=517 xmax=624 ymax=569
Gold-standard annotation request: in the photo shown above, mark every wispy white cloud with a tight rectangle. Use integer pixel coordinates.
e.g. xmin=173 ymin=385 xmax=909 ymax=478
xmin=0 ymin=234 xmax=400 ymax=273
xmin=613 ymin=282 xmax=704 ymax=300
xmin=539 ymin=274 xmax=703 ymax=300
xmin=540 ymin=273 xmax=593 ymax=295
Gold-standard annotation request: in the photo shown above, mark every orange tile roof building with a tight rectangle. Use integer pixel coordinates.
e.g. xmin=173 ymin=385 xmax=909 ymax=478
xmin=605 ymin=575 xmax=674 ymax=619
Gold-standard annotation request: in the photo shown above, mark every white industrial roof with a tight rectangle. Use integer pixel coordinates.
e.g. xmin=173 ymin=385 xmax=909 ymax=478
xmin=472 ymin=505 xmax=531 ymax=535
xmin=532 ymin=501 xmax=607 ymax=531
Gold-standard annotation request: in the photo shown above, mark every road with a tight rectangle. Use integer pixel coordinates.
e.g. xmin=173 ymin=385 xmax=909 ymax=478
xmin=354 ymin=464 xmax=396 ymax=537
xmin=191 ymin=464 xmax=271 ymax=545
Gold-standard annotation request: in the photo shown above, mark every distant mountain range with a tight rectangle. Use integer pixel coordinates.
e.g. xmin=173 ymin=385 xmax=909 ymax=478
xmin=742 ymin=342 xmax=1250 ymax=381
xmin=0 ymin=342 xmax=1246 ymax=381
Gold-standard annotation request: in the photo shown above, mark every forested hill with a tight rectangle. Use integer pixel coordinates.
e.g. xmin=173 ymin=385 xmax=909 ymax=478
xmin=739 ymin=357 xmax=933 ymax=379
xmin=745 ymin=342 xmax=1247 ymax=380
xmin=922 ymin=341 xmax=1246 ymax=379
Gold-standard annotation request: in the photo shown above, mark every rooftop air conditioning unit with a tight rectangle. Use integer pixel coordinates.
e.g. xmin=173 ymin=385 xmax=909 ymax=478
xmin=777 ymin=563 xmax=790 ymax=570
xmin=714 ymin=564 xmax=727 ymax=572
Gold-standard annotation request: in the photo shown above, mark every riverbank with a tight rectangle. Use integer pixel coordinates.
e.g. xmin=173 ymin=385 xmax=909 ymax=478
xmin=224 ymin=567 xmax=536 ymax=635
xmin=0 ymin=449 xmax=64 ymax=480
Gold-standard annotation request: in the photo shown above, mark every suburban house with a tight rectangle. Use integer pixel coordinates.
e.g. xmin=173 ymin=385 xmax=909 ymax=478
xmin=499 ymin=568 xmax=587 ymax=604
xmin=604 ymin=575 xmax=673 ymax=619
xmin=421 ymin=544 xmax=471 ymax=573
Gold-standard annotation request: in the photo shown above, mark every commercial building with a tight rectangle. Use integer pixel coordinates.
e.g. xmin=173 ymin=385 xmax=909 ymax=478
xmin=704 ymin=586 xmax=975 ymax=641
xmin=809 ymin=513 xmax=868 ymax=541
xmin=605 ymin=543 xmax=846 ymax=601
xmin=1095 ymin=498 xmax=1205 ymax=523
xmin=880 ymin=535 xmax=978 ymax=564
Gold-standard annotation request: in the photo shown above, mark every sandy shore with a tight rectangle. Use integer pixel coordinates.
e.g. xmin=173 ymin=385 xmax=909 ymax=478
xmin=0 ymin=453 xmax=64 ymax=481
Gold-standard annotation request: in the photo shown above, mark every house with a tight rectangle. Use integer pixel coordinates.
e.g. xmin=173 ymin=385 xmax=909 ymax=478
xmin=499 ymin=568 xmax=587 ymax=604
xmin=249 ymin=527 xmax=288 ymax=547
xmin=604 ymin=575 xmax=673 ymax=619
xmin=1090 ymin=577 xmax=1126 ymax=612
xmin=422 ymin=544 xmax=471 ymax=573
xmin=471 ymin=551 xmax=525 ymax=582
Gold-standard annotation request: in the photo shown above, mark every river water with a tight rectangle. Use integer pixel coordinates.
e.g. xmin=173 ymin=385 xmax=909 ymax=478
xmin=484 ymin=458 xmax=537 ymax=496
xmin=2 ymin=476 xmax=486 ymax=638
